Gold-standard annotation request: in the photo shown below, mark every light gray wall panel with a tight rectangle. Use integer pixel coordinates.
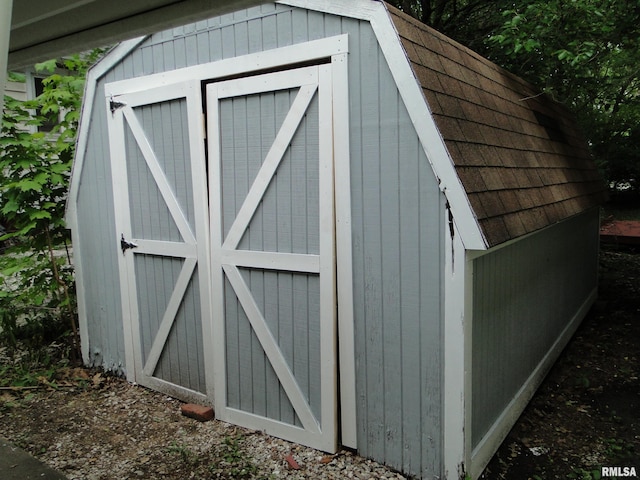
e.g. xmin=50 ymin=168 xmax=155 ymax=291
xmin=472 ymin=209 xmax=600 ymax=447
xmin=134 ymin=255 xmax=205 ymax=393
xmin=341 ymin=14 xmax=445 ymax=478
xmin=125 ymin=95 xmax=205 ymax=393
xmin=222 ymin=270 xmax=319 ymax=426
xmin=217 ymin=70 xmax=322 ymax=426
xmin=75 ymin=75 xmax=124 ymax=373
xmin=219 ymin=88 xmax=320 ymax=255
xmin=124 ymin=107 xmax=180 ymax=242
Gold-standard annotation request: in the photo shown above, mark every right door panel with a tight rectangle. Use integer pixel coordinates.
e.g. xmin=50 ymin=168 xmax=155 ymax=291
xmin=207 ymin=64 xmax=337 ymax=452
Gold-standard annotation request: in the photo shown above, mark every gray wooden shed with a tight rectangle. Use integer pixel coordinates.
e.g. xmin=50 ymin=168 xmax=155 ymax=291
xmin=65 ymin=1 xmax=605 ymax=478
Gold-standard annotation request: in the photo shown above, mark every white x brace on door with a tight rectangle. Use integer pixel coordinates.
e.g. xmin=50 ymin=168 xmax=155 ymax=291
xmin=207 ymin=64 xmax=338 ymax=452
xmin=107 ymin=80 xmax=213 ymax=403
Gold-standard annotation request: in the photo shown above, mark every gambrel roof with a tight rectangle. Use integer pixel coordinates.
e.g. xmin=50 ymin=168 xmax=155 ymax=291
xmin=389 ymin=5 xmax=606 ymax=247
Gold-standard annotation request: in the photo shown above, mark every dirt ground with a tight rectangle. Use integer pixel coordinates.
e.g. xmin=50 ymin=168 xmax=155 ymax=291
xmin=0 ymin=247 xmax=638 ymax=479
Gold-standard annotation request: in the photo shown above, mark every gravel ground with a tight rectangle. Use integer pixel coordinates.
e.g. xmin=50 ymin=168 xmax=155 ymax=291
xmin=0 ymin=366 xmax=406 ymax=480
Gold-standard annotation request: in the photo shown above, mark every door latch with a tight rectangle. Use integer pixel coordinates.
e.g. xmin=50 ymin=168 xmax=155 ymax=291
xmin=120 ymin=234 xmax=138 ymax=254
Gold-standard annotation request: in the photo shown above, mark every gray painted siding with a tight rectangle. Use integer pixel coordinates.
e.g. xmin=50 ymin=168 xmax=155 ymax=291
xmin=124 ymin=102 xmax=185 ymax=243
xmin=223 ymin=270 xmax=321 ymax=425
xmin=219 ymin=89 xmax=320 ymax=254
xmin=75 ymin=81 xmax=124 ymax=372
xmin=124 ymin=97 xmax=206 ymax=393
xmin=76 ymin=4 xmax=445 ymax=477
xmin=471 ymin=209 xmax=600 ymax=447
xmin=347 ymin=18 xmax=444 ymax=479
xmin=218 ymin=86 xmax=322 ymax=425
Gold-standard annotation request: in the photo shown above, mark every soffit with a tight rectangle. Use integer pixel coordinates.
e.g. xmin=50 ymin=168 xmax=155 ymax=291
xmin=9 ymin=0 xmax=263 ymax=69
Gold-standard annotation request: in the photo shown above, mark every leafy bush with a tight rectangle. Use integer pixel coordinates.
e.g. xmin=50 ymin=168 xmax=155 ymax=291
xmin=0 ymin=51 xmax=103 ymax=359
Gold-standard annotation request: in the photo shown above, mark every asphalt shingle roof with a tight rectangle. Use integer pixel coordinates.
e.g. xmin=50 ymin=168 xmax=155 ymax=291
xmin=388 ymin=5 xmax=606 ymax=247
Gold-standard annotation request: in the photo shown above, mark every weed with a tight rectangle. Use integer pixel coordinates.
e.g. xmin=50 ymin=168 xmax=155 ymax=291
xmin=567 ymin=467 xmax=602 ymax=480
xmin=210 ymin=434 xmax=260 ymax=479
xmin=0 ymin=345 xmax=68 ymax=389
xmin=604 ymin=437 xmax=635 ymax=462
xmin=167 ymin=441 xmax=197 ymax=465
xmin=574 ymin=373 xmax=591 ymax=389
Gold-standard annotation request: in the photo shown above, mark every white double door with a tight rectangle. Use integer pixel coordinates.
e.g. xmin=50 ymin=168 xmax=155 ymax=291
xmin=109 ymin=63 xmax=340 ymax=451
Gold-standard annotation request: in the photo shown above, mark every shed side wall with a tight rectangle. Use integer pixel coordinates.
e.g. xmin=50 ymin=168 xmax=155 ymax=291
xmin=74 ymin=4 xmax=445 ymax=476
xmin=471 ymin=208 xmax=600 ymax=447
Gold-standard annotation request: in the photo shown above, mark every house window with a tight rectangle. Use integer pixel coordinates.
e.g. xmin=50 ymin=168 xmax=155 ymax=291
xmin=32 ymin=76 xmax=59 ymax=132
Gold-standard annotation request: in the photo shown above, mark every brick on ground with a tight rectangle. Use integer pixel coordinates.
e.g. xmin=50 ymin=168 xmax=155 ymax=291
xmin=180 ymin=403 xmax=214 ymax=422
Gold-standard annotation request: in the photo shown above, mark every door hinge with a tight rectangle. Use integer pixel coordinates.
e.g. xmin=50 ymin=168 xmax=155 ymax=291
xmin=109 ymin=95 xmax=127 ymax=114
xmin=120 ymin=233 xmax=138 ymax=254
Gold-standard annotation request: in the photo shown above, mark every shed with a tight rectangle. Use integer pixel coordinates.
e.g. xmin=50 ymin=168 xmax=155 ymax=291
xmin=65 ymin=1 xmax=606 ymax=478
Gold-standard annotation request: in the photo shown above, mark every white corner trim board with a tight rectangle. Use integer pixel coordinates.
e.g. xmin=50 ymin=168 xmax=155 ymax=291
xmin=442 ymin=220 xmax=471 ymax=478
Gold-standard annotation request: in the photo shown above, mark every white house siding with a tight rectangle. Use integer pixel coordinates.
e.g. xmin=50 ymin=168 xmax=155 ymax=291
xmin=471 ymin=208 xmax=600 ymax=451
xmin=73 ymin=3 xmax=446 ymax=476
xmin=4 ymin=80 xmax=26 ymax=101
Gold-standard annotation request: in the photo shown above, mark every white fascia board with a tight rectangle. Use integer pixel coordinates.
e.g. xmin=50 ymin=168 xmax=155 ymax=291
xmin=65 ymin=36 xmax=147 ymax=227
xmin=279 ymin=0 xmax=487 ymax=250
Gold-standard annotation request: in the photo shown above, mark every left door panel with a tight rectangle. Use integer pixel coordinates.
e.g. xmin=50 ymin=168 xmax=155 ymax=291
xmin=106 ymin=81 xmax=213 ymax=403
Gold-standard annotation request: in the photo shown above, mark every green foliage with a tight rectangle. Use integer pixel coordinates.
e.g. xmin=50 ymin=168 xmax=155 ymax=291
xmin=0 ymin=50 xmax=103 ymax=357
xmin=387 ymin=0 xmax=514 ymax=51
xmin=486 ymin=0 xmax=640 ymax=189
xmin=0 ymin=342 xmax=68 ymax=389
xmin=604 ymin=437 xmax=635 ymax=462
xmin=567 ymin=467 xmax=602 ymax=480
xmin=167 ymin=441 xmax=197 ymax=465
xmin=210 ymin=435 xmax=260 ymax=479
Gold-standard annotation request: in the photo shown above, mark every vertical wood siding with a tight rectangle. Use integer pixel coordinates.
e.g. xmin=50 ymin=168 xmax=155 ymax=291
xmin=123 ymin=97 xmax=206 ymax=393
xmin=347 ymin=17 xmax=444 ymax=478
xmin=75 ymin=83 xmax=124 ymax=371
xmin=76 ymin=4 xmax=445 ymax=476
xmin=471 ymin=209 xmax=600 ymax=447
xmin=218 ymin=87 xmax=322 ymax=425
